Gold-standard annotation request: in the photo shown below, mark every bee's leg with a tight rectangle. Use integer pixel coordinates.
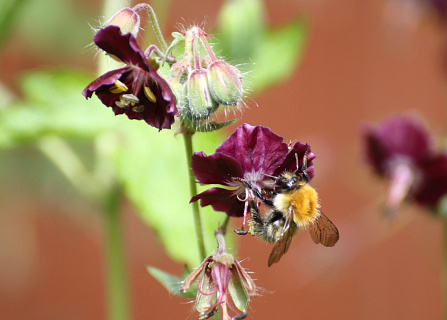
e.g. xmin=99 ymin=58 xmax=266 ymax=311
xmin=234 ymin=228 xmax=248 ymax=235
xmin=241 ymin=180 xmax=274 ymax=207
xmin=248 ymin=200 xmax=264 ymax=236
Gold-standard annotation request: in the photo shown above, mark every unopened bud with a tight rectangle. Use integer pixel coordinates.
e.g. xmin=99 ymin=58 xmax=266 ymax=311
xmin=186 ymin=69 xmax=218 ymax=119
xmin=207 ymin=60 xmax=242 ymax=106
xmin=103 ymin=8 xmax=140 ymax=37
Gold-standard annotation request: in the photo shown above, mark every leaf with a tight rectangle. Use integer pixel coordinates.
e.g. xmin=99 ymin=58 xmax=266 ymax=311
xmin=0 ymin=70 xmax=114 ymax=149
xmin=248 ymin=19 xmax=308 ymax=92
xmin=215 ymin=0 xmax=308 ymax=93
xmin=217 ymin=0 xmax=265 ymax=59
xmin=113 ymin=122 xmax=235 ymax=267
xmin=147 ymin=266 xmax=197 ymax=299
xmin=1 ymin=69 xmax=237 ymax=268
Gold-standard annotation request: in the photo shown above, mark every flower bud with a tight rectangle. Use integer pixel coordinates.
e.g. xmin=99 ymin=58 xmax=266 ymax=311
xmin=103 ymin=8 xmax=140 ymax=37
xmin=186 ymin=69 xmax=219 ymax=119
xmin=207 ymin=60 xmax=243 ymax=106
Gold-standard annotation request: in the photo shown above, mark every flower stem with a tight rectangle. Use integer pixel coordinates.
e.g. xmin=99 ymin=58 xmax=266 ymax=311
xmin=183 ymin=133 xmax=207 ymax=261
xmin=102 ymin=185 xmax=132 ymax=320
xmin=133 ymin=3 xmax=168 ymax=52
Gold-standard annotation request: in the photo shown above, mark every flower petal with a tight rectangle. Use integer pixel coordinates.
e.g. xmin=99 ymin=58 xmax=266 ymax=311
xmin=216 ymin=124 xmax=288 ymax=174
xmin=82 ymin=68 xmax=128 ymax=99
xmin=414 ymin=154 xmax=447 ymax=207
xmin=190 ymin=187 xmax=245 ymax=217
xmin=192 ymin=152 xmax=244 ymax=185
xmin=94 ymin=25 xmax=146 ymax=68
xmin=274 ymin=142 xmax=316 ymax=180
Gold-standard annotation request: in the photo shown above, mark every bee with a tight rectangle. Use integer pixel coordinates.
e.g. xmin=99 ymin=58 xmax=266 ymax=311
xmin=240 ymin=150 xmax=339 ymax=267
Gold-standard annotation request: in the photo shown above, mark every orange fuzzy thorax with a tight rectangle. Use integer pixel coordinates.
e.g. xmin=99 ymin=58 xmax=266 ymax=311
xmin=273 ymin=183 xmax=320 ymax=228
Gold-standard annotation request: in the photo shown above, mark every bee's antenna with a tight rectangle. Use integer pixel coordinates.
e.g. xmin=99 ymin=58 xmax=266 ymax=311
xmin=261 ymin=173 xmax=278 ymax=180
xmin=300 ymin=148 xmax=310 ymax=183
xmin=294 ymin=153 xmax=300 ymax=173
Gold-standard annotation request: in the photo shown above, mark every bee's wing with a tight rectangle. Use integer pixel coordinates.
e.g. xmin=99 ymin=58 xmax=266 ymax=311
xmin=268 ymin=219 xmax=297 ymax=267
xmin=309 ymin=211 xmax=339 ymax=247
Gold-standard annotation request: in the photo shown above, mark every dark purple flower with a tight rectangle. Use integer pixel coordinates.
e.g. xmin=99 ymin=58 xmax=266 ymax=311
xmin=181 ymin=229 xmax=255 ymax=320
xmin=82 ymin=25 xmax=178 ymax=131
xmin=363 ymin=114 xmax=447 ymax=213
xmin=190 ymin=124 xmax=315 ymax=220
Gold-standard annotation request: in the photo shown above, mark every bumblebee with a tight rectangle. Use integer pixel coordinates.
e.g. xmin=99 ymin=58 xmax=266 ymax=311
xmin=240 ymin=151 xmax=339 ymax=267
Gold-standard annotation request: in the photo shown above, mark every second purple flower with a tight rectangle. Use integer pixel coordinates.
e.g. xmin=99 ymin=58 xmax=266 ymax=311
xmin=190 ymin=124 xmax=315 ymax=221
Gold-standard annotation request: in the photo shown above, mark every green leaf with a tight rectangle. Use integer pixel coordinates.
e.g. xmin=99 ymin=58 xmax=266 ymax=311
xmin=217 ymin=0 xmax=265 ymax=59
xmin=215 ymin=0 xmax=308 ymax=93
xmin=1 ymin=69 xmax=237 ymax=268
xmin=248 ymin=19 xmax=308 ymax=92
xmin=113 ymin=123 xmax=235 ymax=267
xmin=196 ymin=119 xmax=239 ymax=132
xmin=147 ymin=266 xmax=197 ymax=299
xmin=0 ymin=70 xmax=114 ymax=149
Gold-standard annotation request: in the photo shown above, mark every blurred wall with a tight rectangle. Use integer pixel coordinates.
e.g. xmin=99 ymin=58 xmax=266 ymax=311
xmin=0 ymin=0 xmax=445 ymax=319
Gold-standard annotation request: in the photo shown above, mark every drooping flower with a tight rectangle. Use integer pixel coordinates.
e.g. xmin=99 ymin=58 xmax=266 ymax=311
xmin=190 ymin=124 xmax=315 ymax=225
xmin=82 ymin=25 xmax=178 ymax=131
xmin=363 ymin=114 xmax=447 ymax=214
xmin=182 ymin=229 xmax=256 ymax=320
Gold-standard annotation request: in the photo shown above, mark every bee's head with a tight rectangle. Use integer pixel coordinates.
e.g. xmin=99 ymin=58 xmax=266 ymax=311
xmin=275 ymin=172 xmax=302 ymax=192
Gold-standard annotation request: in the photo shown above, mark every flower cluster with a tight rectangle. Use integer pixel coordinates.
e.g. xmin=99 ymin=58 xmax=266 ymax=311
xmin=170 ymin=27 xmax=244 ymax=130
xmin=363 ymin=114 xmax=447 ymax=215
xmin=190 ymin=123 xmax=315 ymax=227
xmin=83 ymin=5 xmax=244 ymax=133
xmin=182 ymin=229 xmax=256 ymax=320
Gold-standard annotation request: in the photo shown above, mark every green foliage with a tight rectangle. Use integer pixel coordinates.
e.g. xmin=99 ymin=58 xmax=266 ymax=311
xmin=216 ymin=0 xmax=308 ymax=92
xmin=0 ymin=70 xmax=233 ymax=267
xmin=147 ymin=266 xmax=197 ymax=299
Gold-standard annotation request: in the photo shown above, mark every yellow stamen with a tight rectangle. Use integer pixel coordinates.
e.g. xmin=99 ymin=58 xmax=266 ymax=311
xmin=122 ymin=93 xmax=139 ymax=104
xmin=115 ymin=101 xmax=128 ymax=110
xmin=144 ymin=86 xmax=157 ymax=103
xmin=110 ymin=80 xmax=128 ymax=94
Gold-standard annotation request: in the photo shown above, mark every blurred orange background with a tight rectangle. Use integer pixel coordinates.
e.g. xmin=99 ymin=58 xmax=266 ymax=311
xmin=1 ymin=0 xmax=446 ymax=319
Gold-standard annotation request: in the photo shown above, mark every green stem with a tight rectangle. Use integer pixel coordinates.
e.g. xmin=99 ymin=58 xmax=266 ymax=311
xmin=133 ymin=3 xmax=168 ymax=52
xmin=220 ymin=215 xmax=230 ymax=235
xmin=102 ymin=185 xmax=131 ymax=320
xmin=183 ymin=133 xmax=207 ymax=261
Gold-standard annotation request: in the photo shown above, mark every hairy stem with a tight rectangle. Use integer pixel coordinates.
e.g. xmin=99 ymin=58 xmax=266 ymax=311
xmin=133 ymin=3 xmax=168 ymax=52
xmin=183 ymin=133 xmax=207 ymax=261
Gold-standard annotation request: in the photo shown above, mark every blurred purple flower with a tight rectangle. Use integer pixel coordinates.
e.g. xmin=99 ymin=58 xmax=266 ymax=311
xmin=190 ymin=124 xmax=315 ymax=221
xmin=82 ymin=25 xmax=178 ymax=131
xmin=363 ymin=114 xmax=447 ymax=214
